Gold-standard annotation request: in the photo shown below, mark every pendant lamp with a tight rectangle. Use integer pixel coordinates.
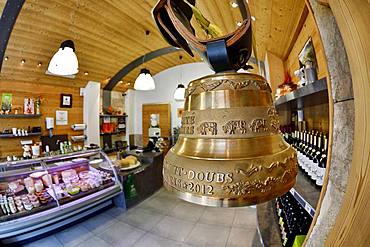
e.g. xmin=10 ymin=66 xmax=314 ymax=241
xmin=48 ymin=40 xmax=78 ymax=76
xmin=174 ymin=56 xmax=185 ymax=101
xmin=134 ymin=68 xmax=156 ymax=91
xmin=134 ymin=31 xmax=155 ymax=91
xmin=174 ymin=84 xmax=185 ymax=101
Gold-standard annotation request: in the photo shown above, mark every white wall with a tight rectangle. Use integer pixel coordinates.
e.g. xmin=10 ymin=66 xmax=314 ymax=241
xmin=83 ymin=81 xmax=101 ymax=146
xmin=127 ymin=62 xmax=214 ymax=135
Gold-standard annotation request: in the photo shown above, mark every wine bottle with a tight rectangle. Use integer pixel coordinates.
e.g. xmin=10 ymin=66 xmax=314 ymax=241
xmin=293 ymin=131 xmax=299 ymax=149
xmin=275 ymin=192 xmax=313 ymax=247
xmin=311 ymin=133 xmax=321 ymax=181
xmin=316 ymin=135 xmax=328 ymax=186
xmin=301 ymin=132 xmax=309 ymax=172
xmin=306 ymin=132 xmax=315 ymax=177
xmin=297 ymin=131 xmax=304 ymax=168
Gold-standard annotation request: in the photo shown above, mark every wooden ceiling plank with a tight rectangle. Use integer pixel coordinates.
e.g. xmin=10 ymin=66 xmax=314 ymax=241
xmin=282 ymin=4 xmax=309 ymax=60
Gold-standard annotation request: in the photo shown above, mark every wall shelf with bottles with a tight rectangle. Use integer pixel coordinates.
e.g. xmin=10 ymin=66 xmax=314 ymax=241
xmin=0 ymin=114 xmax=42 ymax=119
xmin=275 ymin=191 xmax=313 ymax=247
xmin=275 ymin=78 xmax=327 ymax=107
xmin=0 ymin=132 xmax=41 ymax=138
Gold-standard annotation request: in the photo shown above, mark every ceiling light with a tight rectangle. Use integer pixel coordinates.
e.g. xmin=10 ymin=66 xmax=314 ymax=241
xmin=251 ymin=16 xmax=256 ymax=21
xmin=134 ymin=68 xmax=155 ymax=91
xmin=21 ymin=59 xmax=25 ymax=64
xmin=237 ymin=21 xmax=242 ymax=27
xmin=4 ymin=56 xmax=8 ymax=61
xmin=174 ymin=84 xmax=186 ymax=101
xmin=48 ymin=40 xmax=79 ymax=76
xmin=231 ymin=2 xmax=238 ymax=8
xmin=38 ymin=62 xmax=42 ymax=67
xmin=118 ymin=80 xmax=123 ymax=84
xmin=84 ymin=71 xmax=89 ymax=75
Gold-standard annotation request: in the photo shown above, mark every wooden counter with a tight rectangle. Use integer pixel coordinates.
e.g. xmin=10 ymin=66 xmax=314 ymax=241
xmin=116 ymin=151 xmax=164 ymax=208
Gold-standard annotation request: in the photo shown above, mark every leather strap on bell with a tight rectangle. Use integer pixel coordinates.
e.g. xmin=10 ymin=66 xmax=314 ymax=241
xmin=206 ymin=40 xmax=232 ymax=73
xmin=152 ymin=0 xmax=253 ymax=72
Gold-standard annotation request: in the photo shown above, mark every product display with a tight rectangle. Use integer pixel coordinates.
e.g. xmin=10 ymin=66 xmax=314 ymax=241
xmin=275 ymin=192 xmax=312 ymax=247
xmin=0 ymin=149 xmax=120 ymax=237
xmin=282 ymin=129 xmax=328 ymax=186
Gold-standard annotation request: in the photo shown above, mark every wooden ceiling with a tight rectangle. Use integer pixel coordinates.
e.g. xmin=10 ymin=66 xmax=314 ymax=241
xmin=0 ymin=0 xmax=306 ymax=91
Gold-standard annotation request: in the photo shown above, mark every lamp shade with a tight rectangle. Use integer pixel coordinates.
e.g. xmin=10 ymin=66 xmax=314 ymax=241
xmin=134 ymin=68 xmax=156 ymax=90
xmin=174 ymin=84 xmax=185 ymax=101
xmin=48 ymin=40 xmax=79 ymax=76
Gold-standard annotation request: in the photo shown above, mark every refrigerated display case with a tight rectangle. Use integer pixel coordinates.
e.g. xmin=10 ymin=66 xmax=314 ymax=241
xmin=0 ymin=149 xmax=123 ymax=244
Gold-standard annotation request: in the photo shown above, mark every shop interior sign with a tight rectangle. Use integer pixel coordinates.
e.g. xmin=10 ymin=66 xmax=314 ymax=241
xmin=56 ymin=110 xmax=68 ymax=125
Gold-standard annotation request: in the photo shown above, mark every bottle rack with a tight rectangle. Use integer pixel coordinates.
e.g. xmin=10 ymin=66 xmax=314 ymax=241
xmin=275 ymin=192 xmax=313 ymax=247
xmin=289 ymin=188 xmax=315 ymax=218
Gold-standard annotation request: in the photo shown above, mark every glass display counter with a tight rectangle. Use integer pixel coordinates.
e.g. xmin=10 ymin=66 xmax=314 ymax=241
xmin=0 ymin=149 xmax=123 ymax=244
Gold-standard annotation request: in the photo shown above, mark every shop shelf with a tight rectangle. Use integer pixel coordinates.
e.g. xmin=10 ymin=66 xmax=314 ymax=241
xmin=0 ymin=201 xmax=58 ymax=223
xmin=100 ymin=131 xmax=126 ymax=136
xmin=99 ymin=114 xmax=128 ymax=118
xmin=290 ymin=169 xmax=321 ymax=218
xmin=0 ymin=132 xmax=41 ymax=138
xmin=274 ymin=78 xmax=327 ymax=107
xmin=0 ymin=114 xmax=42 ymax=119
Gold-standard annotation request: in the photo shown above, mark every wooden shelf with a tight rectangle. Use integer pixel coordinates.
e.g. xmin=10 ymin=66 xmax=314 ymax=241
xmin=292 ymin=168 xmax=321 ymax=217
xmin=274 ymin=78 xmax=327 ymax=107
xmin=99 ymin=115 xmax=127 ymax=118
xmin=0 ymin=114 xmax=42 ymax=119
xmin=0 ymin=132 xmax=42 ymax=138
xmin=100 ymin=131 xmax=126 ymax=136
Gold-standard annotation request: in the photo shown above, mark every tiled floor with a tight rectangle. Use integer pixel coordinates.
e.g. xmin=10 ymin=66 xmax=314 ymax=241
xmin=24 ymin=188 xmax=263 ymax=247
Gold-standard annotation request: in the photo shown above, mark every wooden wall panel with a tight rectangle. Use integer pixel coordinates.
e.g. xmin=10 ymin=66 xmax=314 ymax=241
xmin=303 ymin=102 xmax=330 ymax=133
xmin=324 ymin=0 xmax=370 ymax=245
xmin=265 ymin=51 xmax=285 ymax=96
xmin=284 ymin=13 xmax=329 ymax=83
xmin=0 ymin=81 xmax=83 ymax=157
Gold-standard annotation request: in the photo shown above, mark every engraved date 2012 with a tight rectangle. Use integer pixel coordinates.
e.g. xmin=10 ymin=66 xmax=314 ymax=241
xmin=168 ymin=175 xmax=214 ymax=195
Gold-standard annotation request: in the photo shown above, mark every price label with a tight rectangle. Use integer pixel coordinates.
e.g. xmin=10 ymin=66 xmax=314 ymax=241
xmin=304 ymin=204 xmax=312 ymax=213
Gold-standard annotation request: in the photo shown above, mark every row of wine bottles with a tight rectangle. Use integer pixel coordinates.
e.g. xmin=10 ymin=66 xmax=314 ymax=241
xmin=282 ymin=130 xmax=328 ymax=186
xmin=276 ymin=192 xmax=312 ymax=247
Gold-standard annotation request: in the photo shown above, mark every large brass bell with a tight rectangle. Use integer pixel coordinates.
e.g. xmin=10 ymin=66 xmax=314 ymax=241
xmin=153 ymin=0 xmax=297 ymax=207
xmin=163 ymin=73 xmax=297 ymax=207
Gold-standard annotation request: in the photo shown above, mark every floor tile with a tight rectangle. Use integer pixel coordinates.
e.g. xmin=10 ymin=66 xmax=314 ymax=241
xmin=199 ymin=207 xmax=235 ymax=226
xmin=226 ymin=227 xmax=257 ymax=247
xmin=132 ymin=232 xmax=182 ymax=247
xmin=181 ymin=244 xmax=195 ymax=247
xmin=98 ymin=221 xmax=146 ymax=247
xmin=233 ymin=207 xmax=257 ymax=229
xmin=103 ymin=207 xmax=127 ymax=218
xmin=120 ymin=207 xmax=165 ymax=231
xmin=23 ymin=235 xmax=63 ymax=247
xmin=55 ymin=224 xmax=93 ymax=247
xmin=185 ymin=223 xmax=230 ymax=247
xmin=76 ymin=236 xmax=112 ymax=247
xmin=151 ymin=216 xmax=195 ymax=242
xmin=81 ymin=213 xmax=118 ymax=234
xmin=169 ymin=201 xmax=205 ymax=222
xmin=138 ymin=196 xmax=179 ymax=215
